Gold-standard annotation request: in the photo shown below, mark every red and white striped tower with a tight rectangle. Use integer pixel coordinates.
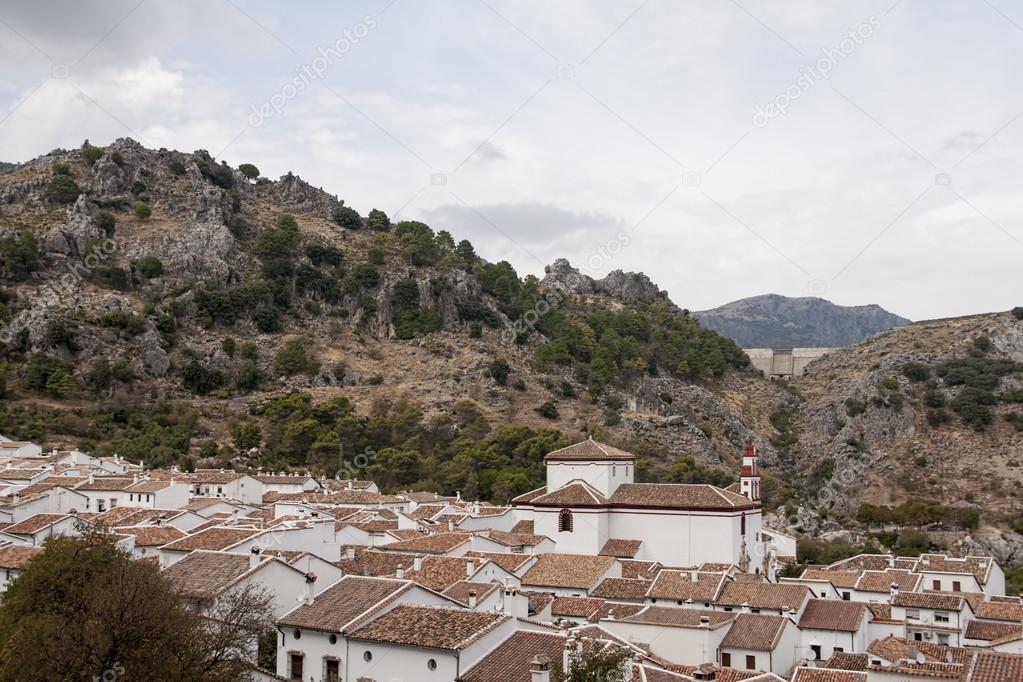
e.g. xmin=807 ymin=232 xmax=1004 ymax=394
xmin=739 ymin=440 xmax=761 ymax=502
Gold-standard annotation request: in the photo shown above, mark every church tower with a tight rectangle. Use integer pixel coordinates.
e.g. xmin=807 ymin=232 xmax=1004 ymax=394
xmin=739 ymin=440 xmax=761 ymax=502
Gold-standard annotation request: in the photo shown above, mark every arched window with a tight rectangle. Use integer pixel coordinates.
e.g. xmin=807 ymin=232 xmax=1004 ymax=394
xmin=558 ymin=508 xmax=573 ymax=533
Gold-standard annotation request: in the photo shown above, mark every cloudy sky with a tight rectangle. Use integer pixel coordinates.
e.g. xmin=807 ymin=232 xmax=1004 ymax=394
xmin=1 ymin=1 xmax=1021 ymax=320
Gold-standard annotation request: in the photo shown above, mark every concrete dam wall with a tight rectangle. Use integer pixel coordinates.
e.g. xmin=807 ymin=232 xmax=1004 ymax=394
xmin=744 ymin=347 xmax=836 ymax=378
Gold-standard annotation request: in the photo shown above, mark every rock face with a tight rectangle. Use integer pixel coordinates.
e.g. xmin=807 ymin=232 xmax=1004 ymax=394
xmin=697 ymin=294 xmax=910 ymax=347
xmin=542 ymin=258 xmax=670 ymax=306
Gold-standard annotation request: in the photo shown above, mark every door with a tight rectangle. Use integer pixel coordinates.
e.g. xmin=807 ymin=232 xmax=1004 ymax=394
xmin=289 ymin=654 xmax=303 ymax=680
xmin=326 ymin=659 xmax=339 ymax=682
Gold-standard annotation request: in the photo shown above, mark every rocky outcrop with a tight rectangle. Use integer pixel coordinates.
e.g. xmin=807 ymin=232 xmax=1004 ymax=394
xmin=541 ymin=258 xmax=670 ymax=306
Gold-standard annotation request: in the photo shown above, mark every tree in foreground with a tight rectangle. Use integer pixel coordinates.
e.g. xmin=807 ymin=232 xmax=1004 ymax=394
xmin=554 ymin=648 xmax=630 ymax=682
xmin=0 ymin=530 xmax=271 ymax=682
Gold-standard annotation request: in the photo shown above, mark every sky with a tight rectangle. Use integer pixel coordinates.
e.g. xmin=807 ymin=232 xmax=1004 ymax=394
xmin=1 ymin=0 xmax=1021 ymax=321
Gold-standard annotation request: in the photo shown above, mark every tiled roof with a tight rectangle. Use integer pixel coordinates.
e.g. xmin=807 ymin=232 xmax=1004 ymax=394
xmin=827 ymin=554 xmax=893 ymax=572
xmin=521 ymin=553 xmax=615 ymax=590
xmin=619 ymin=559 xmax=659 ymax=580
xmin=647 ymin=569 xmax=726 ymax=603
xmin=161 ymin=527 xmax=261 ymax=552
xmin=790 ymin=669 xmax=867 ymax=682
xmin=0 ymin=543 xmax=42 ymax=569
xmin=855 ymin=568 xmax=921 ymax=593
xmin=918 ymin=554 xmax=992 ymax=584
xmin=460 ymin=630 xmax=566 ymax=682
xmin=187 ymin=469 xmax=243 ymax=484
xmin=593 ymin=602 xmax=645 ymax=621
xmin=976 ymin=601 xmax=1023 ymax=623
xmin=619 ymin=606 xmax=734 ymax=629
xmin=966 ymin=619 xmax=1022 ymax=642
xmin=866 ymin=602 xmax=895 ymax=622
xmin=544 ymin=439 xmax=636 ymax=462
xmin=409 ymin=503 xmax=446 ymax=521
xmin=720 ymin=613 xmax=788 ymax=651
xmin=591 ymin=577 xmax=651 ymax=600
xmin=716 ymin=581 xmax=809 ymax=611
xmin=114 ymin=526 xmax=186 ymax=546
xmin=968 ymin=650 xmax=1023 ymax=681
xmin=278 ymin=575 xmax=410 ymax=632
xmin=377 ymin=532 xmax=470 ymax=555
xmin=799 ymin=569 xmax=861 ymax=589
xmin=551 ymin=596 xmax=605 ymax=619
xmin=337 ymin=548 xmax=418 ymax=578
xmin=75 ymin=477 xmax=134 ymax=491
xmin=348 ymin=605 xmax=509 ymax=650
xmin=509 ymin=520 xmax=534 ymax=533
xmin=124 ymin=479 xmax=175 ymax=493
xmin=867 ymin=636 xmax=975 ymax=666
xmin=825 ymin=653 xmax=868 ymax=671
xmin=485 ymin=530 xmax=548 ymax=547
xmin=609 ymin=483 xmax=757 ymax=510
xmin=254 ymin=474 xmax=313 ymax=484
xmin=798 ymin=600 xmax=866 ymax=632
xmin=160 ymin=551 xmax=267 ymax=600
xmin=273 ymin=490 xmax=401 ymax=505
xmin=530 ymin=482 xmax=610 ymax=506
xmin=891 ymin=591 xmax=967 ymax=612
xmin=599 ymin=539 xmax=643 ymax=558
xmin=464 ymin=551 xmax=534 ymax=573
xmin=510 ymin=486 xmax=547 ymax=504
xmin=521 ymin=590 xmax=555 ymax=615
xmin=3 ymin=513 xmax=69 ymax=535
xmin=440 ymin=580 xmax=499 ymax=606
xmin=405 ymin=556 xmax=482 ymax=591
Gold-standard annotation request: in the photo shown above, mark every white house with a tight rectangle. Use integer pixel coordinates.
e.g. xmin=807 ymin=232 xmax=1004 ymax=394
xmin=718 ymin=612 xmax=800 ymax=675
xmin=797 ymin=599 xmax=870 ymax=662
xmin=513 ymin=439 xmax=771 ymax=570
xmin=598 ymin=605 xmax=735 ymax=665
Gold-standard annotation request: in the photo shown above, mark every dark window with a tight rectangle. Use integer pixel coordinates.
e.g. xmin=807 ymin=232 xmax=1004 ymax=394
xmin=721 ymin=652 xmax=731 ymax=667
xmin=558 ymin=509 xmax=573 ymax=533
xmin=842 ymin=591 xmax=850 ymax=601
xmin=741 ymin=513 xmax=746 ymax=534
xmin=325 ymin=659 xmax=339 ymax=681
xmin=289 ymin=654 xmax=303 ymax=679
xmin=328 ymin=633 xmax=338 ymax=645
xmin=811 ymin=645 xmax=822 ymax=660
xmin=933 ymin=579 xmax=941 ymax=590
xmin=953 ymin=581 xmax=961 ymax=592
xmin=914 ymin=632 xmax=923 ymax=641
xmin=745 ymin=655 xmax=756 ymax=670
xmin=834 ymin=647 xmax=844 ymax=653
xmin=427 ymin=659 xmax=437 ymax=671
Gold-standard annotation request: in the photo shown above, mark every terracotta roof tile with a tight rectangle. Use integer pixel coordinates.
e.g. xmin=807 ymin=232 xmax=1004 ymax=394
xmin=0 ymin=543 xmax=42 ymax=569
xmin=976 ymin=601 xmax=1023 ymax=623
xmin=647 ymin=570 xmax=726 ymax=603
xmin=716 ymin=581 xmax=809 ymax=611
xmin=969 ymin=650 xmax=1023 ymax=681
xmin=405 ymin=556 xmax=482 ymax=591
xmin=114 ymin=526 xmax=186 ymax=546
xmin=966 ymin=619 xmax=1022 ymax=642
xmin=460 ymin=630 xmax=566 ymax=682
xmin=619 ymin=559 xmax=659 ymax=580
xmin=825 ymin=653 xmax=868 ymax=671
xmin=521 ymin=553 xmax=615 ymax=590
xmin=600 ymin=539 xmax=643 ymax=558
xmin=278 ymin=575 xmax=411 ymax=632
xmin=800 ymin=569 xmax=862 ymax=589
xmin=591 ymin=577 xmax=651 ymax=600
xmin=790 ymin=669 xmax=867 ymax=682
xmin=509 ymin=520 xmax=534 ymax=533
xmin=609 ymin=483 xmax=756 ymax=510
xmin=464 ymin=551 xmax=534 ymax=574
xmin=377 ymin=532 xmax=470 ymax=555
xmin=551 ymin=596 xmax=606 ymax=619
xmin=544 ymin=439 xmax=636 ymax=462
xmin=485 ymin=530 xmax=548 ymax=547
xmin=348 ymin=605 xmax=509 ymax=650
xmin=854 ymin=569 xmax=920 ymax=593
xmin=440 ymin=580 xmax=499 ymax=606
xmin=161 ymin=527 xmax=261 ymax=552
xmin=720 ymin=613 xmax=788 ymax=651
xmin=798 ymin=600 xmax=866 ymax=632
xmin=891 ymin=591 xmax=967 ymax=611
xmin=3 ymin=513 xmax=69 ymax=535
xmin=530 ymin=482 xmax=610 ymax=506
xmin=161 ymin=551 xmax=269 ymax=600
xmin=619 ymin=605 xmax=733 ymax=629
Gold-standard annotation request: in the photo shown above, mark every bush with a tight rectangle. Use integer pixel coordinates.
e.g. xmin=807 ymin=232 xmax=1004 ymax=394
xmin=24 ymin=353 xmax=75 ymax=397
xmin=1012 ymin=307 xmax=1023 ymax=321
xmin=45 ymin=174 xmax=81 ymax=204
xmin=367 ymin=247 xmax=385 ymax=265
xmin=331 ymin=203 xmax=362 ymax=228
xmin=350 ymin=263 xmax=381 ymax=290
xmin=97 ymin=310 xmax=145 ymax=336
xmin=393 ymin=309 xmax=441 ymax=339
xmin=923 ymin=388 xmax=946 ymax=408
xmin=273 ymin=339 xmax=320 ymax=376
xmin=0 ymin=233 xmax=40 ymax=280
xmin=537 ymin=400 xmax=559 ymax=419
xmin=131 ymin=180 xmax=147 ymax=195
xmin=181 ymin=361 xmax=226 ymax=395
xmin=236 ymin=361 xmax=262 ymax=392
xmin=488 ymin=359 xmax=511 ymax=386
xmin=93 ymin=211 xmax=116 ymax=235
xmin=111 ymin=359 xmax=135 ymax=383
xmin=367 ymin=209 xmax=390 ymax=231
xmin=255 ymin=215 xmax=301 ymax=259
xmin=133 ymin=202 xmax=152 ymax=220
xmin=902 ymin=362 xmax=931 ymax=382
xmin=305 ymin=243 xmax=343 ymax=267
xmin=238 ymin=163 xmax=260 ymax=179
xmin=168 ymin=159 xmax=186 ymax=175
xmin=80 ymin=142 xmax=105 ymax=165
xmin=927 ymin=408 xmax=950 ymax=427
xmin=134 ymin=255 xmax=164 ymax=278
xmin=232 ymin=421 xmax=261 ymax=449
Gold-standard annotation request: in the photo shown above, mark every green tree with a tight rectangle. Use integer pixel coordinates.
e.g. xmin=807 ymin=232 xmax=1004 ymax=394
xmin=366 ymin=208 xmax=390 ymax=231
xmin=331 ymin=203 xmax=362 ymax=228
xmin=232 ymin=421 xmax=262 ymax=450
xmin=238 ymin=163 xmax=260 ymax=179
xmin=554 ymin=649 xmax=629 ymax=682
xmin=135 ymin=255 xmax=164 ymax=278
xmin=45 ymin=174 xmax=81 ymax=204
xmin=0 ymin=233 xmax=41 ymax=280
xmin=133 ymin=202 xmax=152 ymax=220
xmin=274 ymin=339 xmax=320 ymax=376
xmin=487 ymin=359 xmax=511 ymax=386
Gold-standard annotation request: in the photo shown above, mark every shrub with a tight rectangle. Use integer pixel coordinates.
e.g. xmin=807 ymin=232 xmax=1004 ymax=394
xmin=923 ymin=389 xmax=946 ymax=408
xmin=167 ymin=159 xmax=186 ymax=175
xmin=80 ymin=142 xmax=105 ymax=165
xmin=487 ymin=359 xmax=511 ymax=386
xmin=93 ymin=211 xmax=116 ymax=235
xmin=951 ymin=386 xmax=998 ymax=431
xmin=367 ymin=208 xmax=390 ymax=231
xmin=273 ymin=339 xmax=320 ymax=376
xmin=133 ymin=202 xmax=152 ymax=220
xmin=0 ymin=233 xmax=40 ymax=280
xmin=97 ymin=310 xmax=145 ymax=336
xmin=331 ymin=203 xmax=362 ymax=228
xmin=134 ymin=255 xmax=164 ymax=278
xmin=305 ymin=243 xmax=343 ymax=267
xmin=255 ymin=215 xmax=301 ymax=259
xmin=87 ymin=358 xmax=111 ymax=393
xmin=238 ymin=163 xmax=260 ymax=180
xmin=51 ymin=162 xmax=71 ymax=176
xmin=232 ymin=421 xmax=261 ymax=449
xmin=902 ymin=362 xmax=931 ymax=382
xmin=111 ymin=359 xmax=135 ymax=383
xmin=927 ymin=408 xmax=950 ymax=427
xmin=181 ymin=361 xmax=226 ymax=395
xmin=367 ymin=247 xmax=385 ymax=265
xmin=351 ymin=263 xmax=381 ymax=290
xmin=25 ymin=353 xmax=75 ymax=397
xmin=131 ymin=180 xmax=147 ymax=195
xmin=45 ymin=174 xmax=81 ymax=204
xmin=1012 ymin=307 xmax=1023 ymax=321
xmin=393 ymin=309 xmax=441 ymax=339
xmin=537 ymin=400 xmax=559 ymax=419
xmin=881 ymin=377 xmax=900 ymax=391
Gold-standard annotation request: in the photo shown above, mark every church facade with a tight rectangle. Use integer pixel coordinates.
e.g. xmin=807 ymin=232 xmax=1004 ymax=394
xmin=513 ymin=439 xmax=773 ymax=572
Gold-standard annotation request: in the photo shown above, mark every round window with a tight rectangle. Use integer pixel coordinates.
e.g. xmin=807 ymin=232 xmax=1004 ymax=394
xmin=329 ymin=633 xmax=338 ymax=645
xmin=293 ymin=629 xmax=301 ymax=640
xmin=363 ymin=651 xmax=373 ymax=662
xmin=427 ymin=658 xmax=437 ymax=671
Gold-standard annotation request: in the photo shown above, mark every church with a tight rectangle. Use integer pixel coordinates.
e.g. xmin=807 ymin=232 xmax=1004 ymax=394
xmin=512 ymin=438 xmax=774 ymax=572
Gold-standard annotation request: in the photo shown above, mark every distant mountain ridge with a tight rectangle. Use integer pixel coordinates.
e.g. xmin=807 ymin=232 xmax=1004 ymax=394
xmin=696 ymin=294 xmax=911 ymax=347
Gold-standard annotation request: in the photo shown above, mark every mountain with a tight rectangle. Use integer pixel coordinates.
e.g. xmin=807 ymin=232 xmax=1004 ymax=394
xmin=1 ymin=139 xmax=1022 ymax=563
xmin=696 ymin=294 xmax=911 ymax=348
xmin=0 ymin=161 xmax=17 ymax=176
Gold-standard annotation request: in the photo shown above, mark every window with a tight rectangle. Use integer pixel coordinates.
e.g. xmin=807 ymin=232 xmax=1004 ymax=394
xmin=558 ymin=509 xmax=573 ymax=533
xmin=721 ymin=653 xmax=731 ymax=667
xmin=328 ymin=633 xmax=338 ymax=645
xmin=842 ymin=591 xmax=850 ymax=601
xmin=810 ymin=645 xmax=821 ymax=660
xmin=913 ymin=632 xmax=923 ymax=641
xmin=935 ymin=612 xmax=950 ymax=623
xmin=325 ymin=659 xmax=339 ymax=682
xmin=427 ymin=659 xmax=437 ymax=671
xmin=952 ymin=581 xmax=961 ymax=592
xmin=289 ymin=654 xmax=303 ymax=680
xmin=363 ymin=651 xmax=373 ymax=662
xmin=906 ymin=609 xmax=921 ymax=620
xmin=741 ymin=513 xmax=746 ymax=534
xmin=745 ymin=655 xmax=756 ymax=670
xmin=834 ymin=647 xmax=844 ymax=653
xmin=293 ymin=629 xmax=301 ymax=640
xmin=109 ymin=498 xmax=117 ymax=508
xmin=933 ymin=579 xmax=941 ymax=590
xmin=938 ymin=634 xmax=949 ymax=645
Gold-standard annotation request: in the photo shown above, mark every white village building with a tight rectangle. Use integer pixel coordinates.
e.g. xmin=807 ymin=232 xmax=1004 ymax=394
xmin=513 ymin=439 xmax=773 ymax=572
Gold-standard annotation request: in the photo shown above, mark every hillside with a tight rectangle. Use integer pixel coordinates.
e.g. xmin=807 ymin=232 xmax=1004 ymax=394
xmin=0 ymin=138 xmax=784 ymax=504
xmin=697 ymin=294 xmax=910 ymax=347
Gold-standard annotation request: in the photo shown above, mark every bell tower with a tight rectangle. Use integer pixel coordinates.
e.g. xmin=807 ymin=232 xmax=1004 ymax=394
xmin=739 ymin=440 xmax=761 ymax=502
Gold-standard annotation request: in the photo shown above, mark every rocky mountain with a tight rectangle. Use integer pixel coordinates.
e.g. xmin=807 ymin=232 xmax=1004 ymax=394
xmin=0 ymin=162 xmax=17 ymax=176
xmin=1 ymin=139 xmax=1022 ymax=563
xmin=697 ymin=294 xmax=911 ymax=348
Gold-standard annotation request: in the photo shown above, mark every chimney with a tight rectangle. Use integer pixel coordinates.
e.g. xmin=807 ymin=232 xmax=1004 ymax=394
xmin=345 ymin=547 xmax=355 ymax=560
xmin=890 ymin=582 xmax=899 ymax=599
xmin=448 ymin=520 xmax=455 ymax=532
xmin=741 ymin=602 xmax=751 ymax=613
xmin=396 ymin=567 xmax=405 ymax=579
xmin=413 ymin=556 xmax=423 ymax=571
xmin=563 ymin=636 xmax=576 ymax=676
xmin=456 ymin=490 xmax=461 ymax=502
xmin=607 ymin=608 xmax=616 ymax=621
xmin=88 ymin=472 xmax=95 ymax=484
xmin=250 ymin=545 xmax=262 ymax=569
xmin=346 ymin=480 xmax=353 ymax=491
xmin=468 ymin=590 xmax=478 ymax=609
xmin=304 ymin=572 xmax=317 ymax=604
xmin=466 ymin=560 xmax=475 ymax=577
xmin=699 ymin=614 xmax=710 ymax=625
xmin=529 ymin=655 xmax=552 ymax=682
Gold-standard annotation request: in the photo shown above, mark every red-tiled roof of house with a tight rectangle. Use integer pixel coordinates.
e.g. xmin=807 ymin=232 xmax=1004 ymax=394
xmin=0 ymin=542 xmax=42 ymax=569
xmin=530 ymin=482 xmax=610 ymax=506
xmin=3 ymin=513 xmax=70 ymax=535
xmin=509 ymin=520 xmax=534 ymax=533
xmin=618 ymin=605 xmax=733 ymax=629
xmin=917 ymin=553 xmax=993 ymax=584
xmin=619 ymin=559 xmax=659 ymax=580
xmin=161 ymin=527 xmax=262 ymax=552
xmin=647 ymin=569 xmax=726 ymax=603
xmin=460 ymin=630 xmax=566 ymax=682
xmin=376 ymin=532 xmax=471 ymax=555
xmin=160 ymin=551 xmax=280 ymax=601
xmin=609 ymin=483 xmax=757 ymax=510
xmin=114 ymin=526 xmax=186 ymax=546
xmin=855 ymin=569 xmax=921 ymax=594
xmin=440 ymin=580 xmax=499 ymax=606
xmin=591 ymin=577 xmax=651 ymax=601
xmin=544 ymin=439 xmax=636 ymax=462
xmin=825 ymin=653 xmax=868 ymax=671
xmin=799 ymin=568 xmax=862 ymax=589
xmin=968 ymin=650 xmax=1023 ymax=681
xmin=976 ymin=601 xmax=1023 ymax=623
xmin=966 ymin=619 xmax=1022 ymax=642
xmin=716 ymin=581 xmax=809 ymax=611
xmin=464 ymin=551 xmax=534 ymax=574
xmin=405 ymin=555 xmax=484 ymax=591
xmin=599 ymin=539 xmax=643 ymax=558
xmin=521 ymin=553 xmax=615 ymax=590
xmin=551 ymin=596 xmax=606 ymax=619
xmin=798 ymin=599 xmax=867 ymax=632
xmin=891 ymin=591 xmax=968 ymax=612
xmin=720 ymin=613 xmax=789 ymax=651
xmin=485 ymin=530 xmax=548 ymax=547
xmin=278 ymin=575 xmax=411 ymax=632
xmin=347 ymin=605 xmax=509 ymax=650
xmin=790 ymin=669 xmax=867 ymax=682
